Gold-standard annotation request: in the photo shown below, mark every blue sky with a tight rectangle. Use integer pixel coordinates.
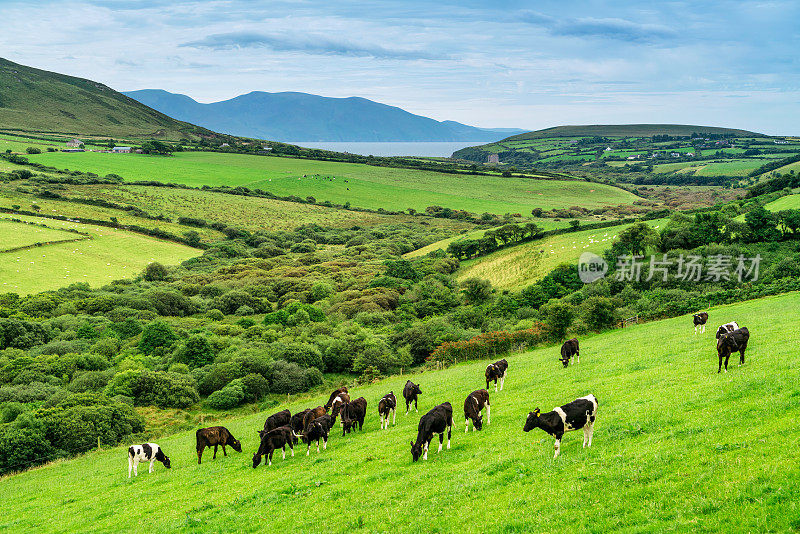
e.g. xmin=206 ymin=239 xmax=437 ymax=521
xmin=0 ymin=0 xmax=797 ymax=133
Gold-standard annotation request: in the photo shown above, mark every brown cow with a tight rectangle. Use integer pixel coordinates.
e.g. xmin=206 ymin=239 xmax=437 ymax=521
xmin=324 ymin=386 xmax=348 ymax=410
xmin=302 ymin=406 xmax=327 ymax=434
xmin=196 ymin=426 xmax=242 ymax=464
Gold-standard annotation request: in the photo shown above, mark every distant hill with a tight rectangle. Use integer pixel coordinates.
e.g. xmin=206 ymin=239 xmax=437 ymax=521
xmin=0 ymin=58 xmax=213 ymax=140
xmin=123 ymin=89 xmax=526 ymax=142
xmin=505 ymin=124 xmax=765 ymax=141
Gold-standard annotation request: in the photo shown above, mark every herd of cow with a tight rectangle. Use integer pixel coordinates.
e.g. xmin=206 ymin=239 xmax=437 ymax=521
xmin=126 ymin=311 xmax=748 ymax=477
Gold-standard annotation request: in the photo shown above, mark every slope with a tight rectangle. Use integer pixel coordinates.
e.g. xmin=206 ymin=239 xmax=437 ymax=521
xmin=2 ymin=293 xmax=798 ymax=532
xmin=504 ymin=124 xmax=765 ymax=141
xmin=0 ymin=58 xmax=213 ymax=140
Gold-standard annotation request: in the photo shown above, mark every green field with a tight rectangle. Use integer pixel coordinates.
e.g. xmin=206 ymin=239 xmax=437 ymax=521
xmin=0 ymin=215 xmax=200 ymax=294
xmin=2 ymin=293 xmax=798 ymax=532
xmin=24 ymin=151 xmax=640 ymax=214
xmin=764 ymin=194 xmax=800 ymax=211
xmin=0 ymin=218 xmax=82 ymax=250
xmin=455 ymin=219 xmax=665 ymax=289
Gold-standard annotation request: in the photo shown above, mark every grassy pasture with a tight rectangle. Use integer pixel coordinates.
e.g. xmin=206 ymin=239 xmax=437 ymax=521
xmin=0 ymin=214 xmax=199 ymax=294
xmin=25 ymin=151 xmax=640 ymax=214
xmin=456 ymin=219 xmax=665 ymax=289
xmin=764 ymin=194 xmax=800 ymax=211
xmin=1 ymin=293 xmax=798 ymax=532
xmin=0 ymin=219 xmax=81 ymax=250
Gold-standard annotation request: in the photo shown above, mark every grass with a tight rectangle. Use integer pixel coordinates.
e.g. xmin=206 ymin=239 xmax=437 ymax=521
xmin=25 ymin=151 xmax=640 ymax=214
xmin=764 ymin=194 xmax=800 ymax=211
xmin=456 ymin=219 xmax=666 ymax=289
xmin=1 ymin=292 xmax=799 ymax=532
xmin=0 ymin=214 xmax=200 ymax=295
xmin=0 ymin=219 xmax=82 ymax=250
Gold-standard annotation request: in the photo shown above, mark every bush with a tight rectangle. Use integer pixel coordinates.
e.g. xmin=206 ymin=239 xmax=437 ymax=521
xmin=1 ymin=402 xmax=25 ymax=423
xmin=303 ymin=367 xmax=323 ymax=389
xmin=142 ymin=262 xmax=168 ymax=281
xmin=67 ymin=371 xmax=112 ymax=393
xmin=146 ymin=289 xmax=196 ymax=317
xmin=26 ymin=147 xmax=42 ymax=154
xmin=235 ymin=305 xmax=255 ymax=316
xmin=268 ymin=342 xmax=324 ymax=370
xmin=207 ymin=379 xmax=246 ymax=409
xmin=173 ymin=335 xmax=214 ymax=369
xmin=581 ymin=297 xmax=617 ymax=332
xmin=206 ymin=309 xmax=224 ymax=321
xmin=138 ymin=321 xmax=177 ymax=355
xmin=212 ymin=290 xmax=264 ymax=315
xmin=269 ymin=360 xmax=307 ymax=394
xmin=240 ymin=373 xmax=270 ymax=401
xmin=105 ymin=369 xmax=198 ymax=408
xmin=196 ymin=361 xmax=244 ymax=395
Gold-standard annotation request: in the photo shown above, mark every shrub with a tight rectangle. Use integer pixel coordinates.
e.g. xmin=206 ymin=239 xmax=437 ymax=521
xmin=67 ymin=371 xmax=112 ymax=393
xmin=240 ymin=373 xmax=270 ymax=401
xmin=138 ymin=321 xmax=177 ymax=355
xmin=1 ymin=402 xmax=25 ymax=423
xmin=106 ymin=369 xmax=198 ymax=408
xmin=142 ymin=262 xmax=168 ymax=281
xmin=268 ymin=342 xmax=324 ymax=370
xmin=25 ymin=147 xmax=42 ymax=154
xmin=146 ymin=289 xmax=196 ymax=317
xmin=196 ymin=361 xmax=244 ymax=395
xmin=303 ymin=367 xmax=323 ymax=389
xmin=212 ymin=290 xmax=264 ymax=315
xmin=173 ymin=335 xmax=214 ymax=369
xmin=581 ymin=297 xmax=617 ymax=332
xmin=269 ymin=360 xmax=307 ymax=394
xmin=235 ymin=305 xmax=255 ymax=316
xmin=430 ymin=326 xmax=546 ymax=365
xmin=207 ymin=379 xmax=246 ymax=409
xmin=206 ymin=309 xmax=224 ymax=321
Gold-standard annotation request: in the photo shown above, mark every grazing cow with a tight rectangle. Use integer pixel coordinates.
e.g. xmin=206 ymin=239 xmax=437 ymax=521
xmin=196 ymin=426 xmax=242 ymax=464
xmin=717 ymin=327 xmax=750 ymax=373
xmin=715 ymin=321 xmax=740 ymax=340
xmin=302 ymin=406 xmax=327 ymax=433
xmin=302 ymin=418 xmax=330 ymax=455
xmin=291 ymin=409 xmax=311 ymax=435
xmin=341 ymin=397 xmax=367 ymax=436
xmin=128 ymin=443 xmax=171 ymax=478
xmin=693 ymin=312 xmax=709 ymax=334
xmin=463 ymin=389 xmax=491 ymax=432
xmin=410 ymin=402 xmax=454 ymax=461
xmin=330 ymin=391 xmax=351 ymax=424
xmin=378 ymin=392 xmax=397 ymax=430
xmin=560 ymin=339 xmax=579 ymax=368
xmin=403 ymin=380 xmax=422 ymax=414
xmin=324 ymin=386 xmax=348 ymax=410
xmin=261 ymin=409 xmax=291 ymax=436
xmin=485 ymin=359 xmax=508 ymax=391
xmin=523 ymin=394 xmax=598 ymax=458
xmin=253 ymin=426 xmax=296 ymax=467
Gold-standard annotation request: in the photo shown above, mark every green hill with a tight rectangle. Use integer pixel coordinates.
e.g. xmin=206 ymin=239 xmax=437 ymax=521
xmin=504 ymin=124 xmax=765 ymax=141
xmin=0 ymin=58 xmax=213 ymax=140
xmin=1 ymin=292 xmax=798 ymax=532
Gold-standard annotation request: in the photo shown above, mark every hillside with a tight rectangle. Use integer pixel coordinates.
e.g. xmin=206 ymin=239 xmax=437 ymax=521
xmin=124 ymin=89 xmax=526 ymax=142
xmin=504 ymin=124 xmax=765 ymax=141
xmin=2 ymin=293 xmax=798 ymax=532
xmin=0 ymin=58 xmax=213 ymax=140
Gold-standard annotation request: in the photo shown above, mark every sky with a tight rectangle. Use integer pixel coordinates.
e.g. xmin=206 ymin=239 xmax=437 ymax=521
xmin=0 ymin=0 xmax=797 ymax=134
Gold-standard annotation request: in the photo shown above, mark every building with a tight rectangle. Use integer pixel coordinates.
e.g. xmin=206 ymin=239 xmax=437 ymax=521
xmin=65 ymin=139 xmax=82 ymax=147
xmin=487 ymin=153 xmax=500 ymax=164
xmin=112 ymin=146 xmax=132 ymax=153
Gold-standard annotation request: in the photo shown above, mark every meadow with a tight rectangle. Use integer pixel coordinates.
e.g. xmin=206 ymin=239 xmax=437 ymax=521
xmin=0 ymin=214 xmax=200 ymax=294
xmin=764 ymin=193 xmax=800 ymax=211
xmin=0 ymin=218 xmax=82 ymax=250
xmin=455 ymin=219 xmax=665 ymax=289
xmin=24 ymin=150 xmax=640 ymax=213
xmin=1 ymin=293 xmax=798 ymax=533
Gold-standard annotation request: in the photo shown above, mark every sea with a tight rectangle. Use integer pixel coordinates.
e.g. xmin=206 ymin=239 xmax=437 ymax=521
xmin=285 ymin=141 xmax=481 ymax=158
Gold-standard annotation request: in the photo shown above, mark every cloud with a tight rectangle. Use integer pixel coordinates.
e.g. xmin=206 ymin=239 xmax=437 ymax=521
xmin=518 ymin=11 xmax=677 ymax=43
xmin=180 ymin=31 xmax=447 ymax=60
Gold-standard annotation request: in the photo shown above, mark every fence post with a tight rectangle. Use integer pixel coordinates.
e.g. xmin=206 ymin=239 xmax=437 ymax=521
xmin=97 ymin=436 xmax=101 ymax=451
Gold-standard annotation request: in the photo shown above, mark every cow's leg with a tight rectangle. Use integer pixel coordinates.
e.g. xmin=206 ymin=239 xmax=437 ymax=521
xmin=423 ymin=441 xmax=429 ymax=461
xmin=380 ymin=414 xmax=384 ymax=430
xmin=583 ymin=425 xmax=591 ymax=448
xmin=133 ymin=457 xmax=139 ymax=477
xmin=739 ymin=349 xmax=745 ymax=365
xmin=316 ymin=438 xmax=320 ymax=453
xmin=128 ymin=455 xmax=133 ymax=478
xmin=268 ymin=449 xmax=273 ymax=466
xmin=392 ymin=408 xmax=396 ymax=425
xmin=213 ymin=444 xmax=218 ymax=459
xmin=501 ymin=374 xmax=505 ymax=390
xmin=724 ymin=354 xmax=730 ymax=373
xmin=149 ymin=459 xmax=155 ymax=473
xmin=289 ymin=441 xmax=294 ymax=457
xmin=553 ymin=438 xmax=562 ymax=459
xmin=718 ymin=355 xmax=724 ymax=373
xmin=438 ymin=432 xmax=444 ymax=453
xmin=415 ymin=398 xmax=418 ymax=413
xmin=447 ymin=424 xmax=451 ymax=449
xmin=465 ymin=417 xmax=470 ymax=433
xmin=406 ymin=400 xmax=410 ymax=415
xmin=694 ymin=325 xmax=698 ymax=335
xmin=323 ymin=436 xmax=328 ymax=450
xmin=588 ymin=423 xmax=594 ymax=447
xmin=494 ymin=379 xmax=498 ymax=393
xmin=282 ymin=446 xmax=286 ymax=460
xmin=197 ymin=449 xmax=202 ymax=464
xmin=486 ymin=403 xmax=491 ymax=425
xmin=222 ymin=444 xmax=227 ymax=457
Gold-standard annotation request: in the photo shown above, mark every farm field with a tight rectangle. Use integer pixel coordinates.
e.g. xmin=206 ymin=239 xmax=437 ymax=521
xmin=456 ymin=219 xmax=666 ymax=289
xmin=1 ymin=293 xmax=798 ymax=532
xmin=24 ymin=151 xmax=641 ymax=213
xmin=764 ymin=193 xmax=800 ymax=211
xmin=0 ymin=218 xmax=82 ymax=250
xmin=0 ymin=214 xmax=200 ymax=294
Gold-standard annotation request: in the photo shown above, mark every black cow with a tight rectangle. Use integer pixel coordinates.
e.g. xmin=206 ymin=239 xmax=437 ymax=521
xmin=253 ymin=425 xmax=296 ymax=467
xmin=410 ymin=402 xmax=454 ymax=461
xmin=341 ymin=397 xmax=367 ymax=436
xmin=261 ymin=409 xmax=291 ymax=436
xmin=485 ymin=359 xmax=508 ymax=392
xmin=463 ymin=389 xmax=490 ymax=432
xmin=291 ymin=409 xmax=311 ymax=435
xmin=378 ymin=391 xmax=397 ymax=430
xmin=715 ymin=321 xmax=739 ymax=340
xmin=693 ymin=312 xmax=709 ymax=334
xmin=196 ymin=426 xmax=242 ymax=464
xmin=403 ymin=380 xmax=422 ymax=414
xmin=302 ymin=418 xmax=330 ymax=455
xmin=560 ymin=338 xmax=579 ymax=368
xmin=324 ymin=386 xmax=348 ymax=410
xmin=717 ymin=326 xmax=750 ymax=373
xmin=128 ymin=443 xmax=170 ymax=478
xmin=523 ymin=394 xmax=598 ymax=458
xmin=330 ymin=392 xmax=351 ymax=425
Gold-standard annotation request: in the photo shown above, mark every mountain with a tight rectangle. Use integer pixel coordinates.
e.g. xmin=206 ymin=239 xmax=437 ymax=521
xmin=123 ymin=89 xmax=526 ymax=142
xmin=504 ymin=124 xmax=765 ymax=141
xmin=0 ymin=58 xmax=213 ymax=140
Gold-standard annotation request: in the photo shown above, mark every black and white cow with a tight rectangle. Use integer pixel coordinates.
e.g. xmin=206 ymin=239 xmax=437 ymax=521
xmin=403 ymin=380 xmax=422 ymax=414
xmin=324 ymin=386 xmax=348 ymax=411
xmin=560 ymin=338 xmax=580 ymax=368
xmin=523 ymin=394 xmax=598 ymax=458
xmin=463 ymin=389 xmax=490 ymax=432
xmin=253 ymin=425 xmax=296 ymax=467
xmin=378 ymin=391 xmax=397 ymax=430
xmin=693 ymin=312 xmax=709 ymax=334
xmin=128 ymin=443 xmax=171 ymax=478
xmin=330 ymin=392 xmax=351 ymax=427
xmin=302 ymin=418 xmax=330 ymax=455
xmin=410 ymin=402 xmax=454 ymax=462
xmin=485 ymin=359 xmax=508 ymax=392
xmin=715 ymin=321 xmax=739 ymax=340
xmin=717 ymin=326 xmax=750 ymax=373
xmin=261 ymin=409 xmax=291 ymax=437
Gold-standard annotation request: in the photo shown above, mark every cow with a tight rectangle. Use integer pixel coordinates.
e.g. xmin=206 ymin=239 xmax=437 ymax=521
xmin=128 ymin=443 xmax=171 ymax=478
xmin=302 ymin=418 xmax=330 ymax=455
xmin=410 ymin=402 xmax=454 ymax=461
xmin=291 ymin=409 xmax=311 ymax=435
xmin=330 ymin=391 xmax=351 ymax=425
xmin=560 ymin=339 xmax=579 ymax=368
xmin=324 ymin=386 xmax=348 ymax=410
xmin=463 ymin=389 xmax=490 ymax=432
xmin=196 ymin=426 xmax=242 ymax=464
xmin=341 ymin=397 xmax=367 ymax=436
xmin=715 ymin=321 xmax=740 ymax=340
xmin=693 ymin=312 xmax=709 ymax=334
xmin=378 ymin=391 xmax=397 ymax=430
xmin=403 ymin=380 xmax=422 ymax=414
xmin=523 ymin=394 xmax=598 ymax=459
xmin=485 ymin=359 xmax=508 ymax=391
xmin=302 ymin=406 xmax=327 ymax=433
xmin=717 ymin=327 xmax=750 ymax=373
xmin=253 ymin=425 xmax=296 ymax=467
xmin=261 ymin=409 xmax=291 ymax=436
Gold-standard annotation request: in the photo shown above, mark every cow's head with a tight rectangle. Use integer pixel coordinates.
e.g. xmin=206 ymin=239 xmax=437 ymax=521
xmin=252 ymin=453 xmax=262 ymax=468
xmin=410 ymin=441 xmax=423 ymax=462
xmin=229 ymin=438 xmax=242 ymax=453
xmin=523 ymin=409 xmax=541 ymax=432
xmin=155 ymin=449 xmax=171 ymax=468
xmin=413 ymin=384 xmax=422 ymax=395
xmin=560 ymin=357 xmax=569 ymax=368
xmin=473 ymin=413 xmax=484 ymax=431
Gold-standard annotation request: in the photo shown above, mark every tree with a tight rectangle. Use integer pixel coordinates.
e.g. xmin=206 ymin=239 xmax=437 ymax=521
xmin=138 ymin=321 xmax=177 ymax=355
xmin=142 ymin=262 xmax=168 ymax=281
xmin=174 ymin=335 xmax=214 ymax=368
xmin=744 ymin=205 xmax=780 ymax=242
xmin=540 ymin=301 xmax=575 ymax=340
xmin=612 ymin=223 xmax=660 ymax=256
xmin=461 ymin=278 xmax=493 ymax=304
xmin=582 ymin=297 xmax=616 ymax=331
xmin=25 ymin=147 xmax=41 ymax=154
